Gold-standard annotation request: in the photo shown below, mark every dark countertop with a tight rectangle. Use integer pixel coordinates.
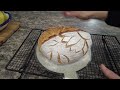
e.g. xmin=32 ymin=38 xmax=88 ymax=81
xmin=0 ymin=11 xmax=120 ymax=79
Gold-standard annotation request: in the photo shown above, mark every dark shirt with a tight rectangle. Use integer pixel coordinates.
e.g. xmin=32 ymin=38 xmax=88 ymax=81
xmin=105 ymin=11 xmax=120 ymax=27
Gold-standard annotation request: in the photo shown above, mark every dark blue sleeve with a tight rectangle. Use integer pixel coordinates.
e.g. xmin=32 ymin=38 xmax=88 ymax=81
xmin=105 ymin=11 xmax=120 ymax=27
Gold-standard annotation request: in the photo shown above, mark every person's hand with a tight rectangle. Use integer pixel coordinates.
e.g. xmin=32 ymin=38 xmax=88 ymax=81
xmin=64 ymin=11 xmax=108 ymax=20
xmin=100 ymin=64 xmax=120 ymax=79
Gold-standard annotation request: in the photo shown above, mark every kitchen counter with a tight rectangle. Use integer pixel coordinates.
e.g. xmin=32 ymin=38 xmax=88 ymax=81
xmin=0 ymin=11 xmax=120 ymax=79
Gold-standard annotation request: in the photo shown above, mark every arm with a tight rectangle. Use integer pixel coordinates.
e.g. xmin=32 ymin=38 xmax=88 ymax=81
xmin=64 ymin=11 xmax=120 ymax=27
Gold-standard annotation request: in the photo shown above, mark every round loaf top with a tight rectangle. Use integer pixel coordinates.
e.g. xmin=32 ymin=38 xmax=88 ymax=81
xmin=38 ymin=26 xmax=81 ymax=47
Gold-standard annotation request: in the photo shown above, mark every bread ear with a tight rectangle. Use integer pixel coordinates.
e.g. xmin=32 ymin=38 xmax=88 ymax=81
xmin=38 ymin=26 xmax=81 ymax=47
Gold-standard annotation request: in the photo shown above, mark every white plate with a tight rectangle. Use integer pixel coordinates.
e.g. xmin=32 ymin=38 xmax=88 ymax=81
xmin=0 ymin=23 xmax=8 ymax=31
xmin=36 ymin=45 xmax=91 ymax=79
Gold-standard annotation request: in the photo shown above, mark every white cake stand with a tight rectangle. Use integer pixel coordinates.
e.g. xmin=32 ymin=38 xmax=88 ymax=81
xmin=36 ymin=45 xmax=91 ymax=79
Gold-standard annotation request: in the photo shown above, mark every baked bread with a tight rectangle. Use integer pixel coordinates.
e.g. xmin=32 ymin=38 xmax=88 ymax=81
xmin=38 ymin=26 xmax=92 ymax=65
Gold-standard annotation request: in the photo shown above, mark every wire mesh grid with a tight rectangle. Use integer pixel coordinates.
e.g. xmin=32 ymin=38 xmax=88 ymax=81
xmin=77 ymin=35 xmax=119 ymax=79
xmin=5 ymin=29 xmax=120 ymax=79
xmin=18 ymin=44 xmax=64 ymax=79
xmin=5 ymin=30 xmax=42 ymax=72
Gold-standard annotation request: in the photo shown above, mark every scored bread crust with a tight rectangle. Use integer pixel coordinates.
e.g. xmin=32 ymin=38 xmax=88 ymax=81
xmin=38 ymin=26 xmax=83 ymax=47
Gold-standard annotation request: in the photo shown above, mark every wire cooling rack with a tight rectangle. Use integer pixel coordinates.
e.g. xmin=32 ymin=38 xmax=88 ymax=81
xmin=5 ymin=29 xmax=120 ymax=79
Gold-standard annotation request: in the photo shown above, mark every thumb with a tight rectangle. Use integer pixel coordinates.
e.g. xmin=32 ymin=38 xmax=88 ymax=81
xmin=100 ymin=64 xmax=120 ymax=79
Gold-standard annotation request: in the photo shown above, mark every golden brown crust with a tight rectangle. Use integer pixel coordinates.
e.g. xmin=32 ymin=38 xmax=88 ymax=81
xmin=38 ymin=26 xmax=82 ymax=47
